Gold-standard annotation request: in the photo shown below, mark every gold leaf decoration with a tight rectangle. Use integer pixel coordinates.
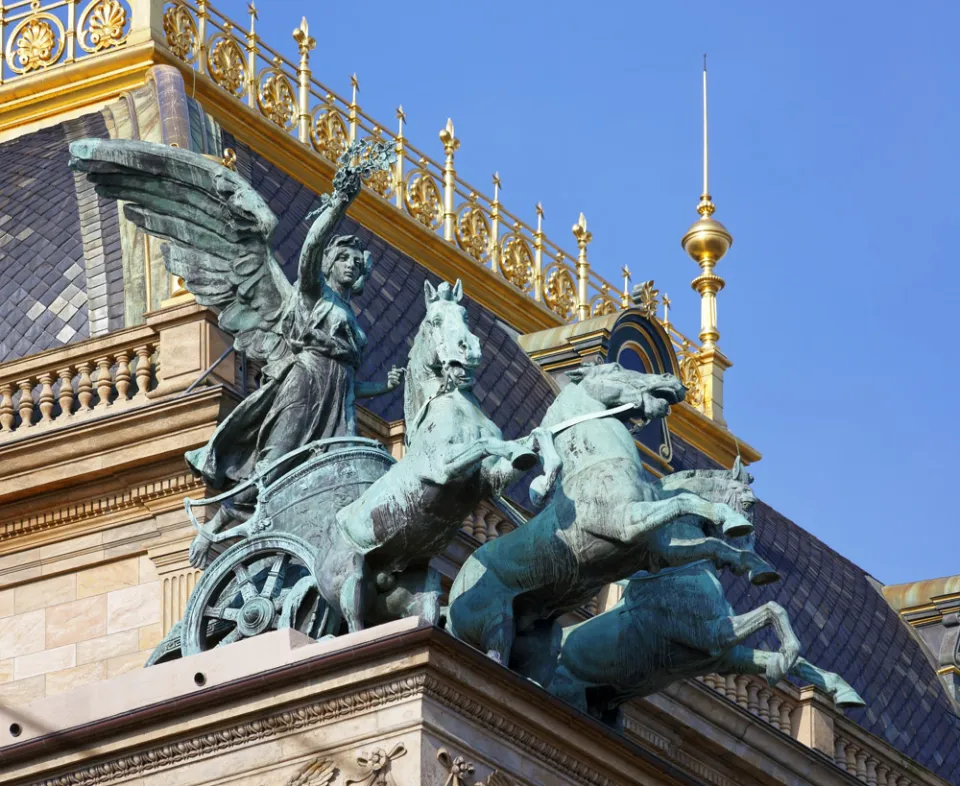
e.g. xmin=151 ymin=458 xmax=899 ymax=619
xmin=499 ymin=233 xmax=534 ymax=292
xmin=162 ymin=2 xmax=197 ymax=63
xmin=311 ymin=103 xmax=349 ymax=162
xmin=258 ymin=70 xmax=297 ymax=130
xmin=207 ymin=35 xmax=246 ymax=96
xmin=7 ymin=13 xmax=64 ymax=74
xmin=678 ymin=340 xmax=704 ymax=408
xmin=634 ymin=280 xmax=660 ymax=319
xmin=404 ymin=169 xmax=443 ymax=231
xmin=455 ymin=202 xmax=491 ymax=263
xmin=544 ymin=267 xmax=578 ymax=321
xmin=591 ymin=292 xmax=618 ymax=317
xmin=78 ymin=0 xmax=129 ymax=54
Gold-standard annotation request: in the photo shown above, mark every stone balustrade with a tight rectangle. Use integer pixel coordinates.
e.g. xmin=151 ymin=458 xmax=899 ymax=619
xmin=697 ymin=673 xmax=938 ymax=786
xmin=0 ymin=340 xmax=158 ymax=439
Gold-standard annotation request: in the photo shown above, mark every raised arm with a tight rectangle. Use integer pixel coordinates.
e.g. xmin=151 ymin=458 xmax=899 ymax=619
xmin=298 ymin=139 xmax=397 ymax=300
xmin=298 ymin=190 xmax=354 ymax=300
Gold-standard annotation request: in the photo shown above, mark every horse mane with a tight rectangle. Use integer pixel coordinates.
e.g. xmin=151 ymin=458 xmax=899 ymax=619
xmin=660 ymin=473 xmax=750 ymax=515
xmin=403 ymin=282 xmax=462 ymax=437
xmin=403 ymin=318 xmax=435 ymax=433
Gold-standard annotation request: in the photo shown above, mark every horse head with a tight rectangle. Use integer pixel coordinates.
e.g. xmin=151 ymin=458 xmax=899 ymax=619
xmin=659 ymin=462 xmax=758 ymax=534
xmin=404 ymin=279 xmax=482 ymax=427
xmin=565 ymin=362 xmax=686 ymax=425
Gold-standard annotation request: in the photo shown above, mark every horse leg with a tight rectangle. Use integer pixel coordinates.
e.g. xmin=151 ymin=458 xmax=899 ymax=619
xmin=338 ymin=551 xmax=371 ymax=634
xmin=627 ymin=495 xmax=754 ymax=542
xmin=647 ymin=527 xmax=780 ymax=585
xmin=707 ymin=603 xmax=801 ymax=683
xmin=376 ymin=565 xmax=443 ymax=625
xmin=717 ymin=648 xmax=865 ymax=708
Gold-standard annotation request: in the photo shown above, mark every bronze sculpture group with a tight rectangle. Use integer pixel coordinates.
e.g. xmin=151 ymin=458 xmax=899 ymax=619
xmin=69 ymin=138 xmax=864 ymax=723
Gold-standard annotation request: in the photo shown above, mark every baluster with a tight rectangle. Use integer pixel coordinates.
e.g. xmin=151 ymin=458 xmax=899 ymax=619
xmin=767 ymin=696 xmax=782 ymax=731
xmin=845 ymin=742 xmax=858 ymax=776
xmin=439 ymin=119 xmax=459 ymax=243
xmin=702 ymin=674 xmax=718 ymax=691
xmin=196 ymin=0 xmax=208 ymax=75
xmin=246 ymin=1 xmax=257 ymax=108
xmin=866 ymin=757 xmax=878 ymax=786
xmin=292 ymin=18 xmax=315 ymax=144
xmin=66 ymin=0 xmax=77 ymax=63
xmin=134 ymin=345 xmax=153 ymax=399
xmin=490 ymin=173 xmax=501 ymax=273
xmin=734 ymin=675 xmax=749 ymax=708
xmin=37 ymin=372 xmax=55 ymax=423
xmin=723 ymin=673 xmax=737 ymax=700
xmin=473 ymin=510 xmax=488 ymax=543
xmin=77 ymin=361 xmax=93 ymax=412
xmin=0 ymin=383 xmax=14 ymax=432
xmin=533 ymin=204 xmax=545 ymax=301
xmin=394 ymin=106 xmax=406 ymax=209
xmin=16 ymin=379 xmax=34 ymax=428
xmin=572 ymin=213 xmax=592 ymax=321
xmin=94 ymin=356 xmax=112 ymax=409
xmin=0 ymin=4 xmax=6 ymax=86
xmin=348 ymin=74 xmax=359 ymax=142
xmin=57 ymin=367 xmax=74 ymax=419
xmin=757 ymin=688 xmax=771 ymax=722
xmin=875 ymin=765 xmax=889 ymax=786
xmin=461 ymin=512 xmax=475 ymax=536
xmin=115 ymin=351 xmax=131 ymax=402
xmin=779 ymin=700 xmax=794 ymax=736
xmin=834 ymin=738 xmax=848 ymax=770
xmin=746 ymin=681 xmax=760 ymax=714
xmin=485 ymin=512 xmax=502 ymax=541
xmin=855 ymin=749 xmax=868 ymax=781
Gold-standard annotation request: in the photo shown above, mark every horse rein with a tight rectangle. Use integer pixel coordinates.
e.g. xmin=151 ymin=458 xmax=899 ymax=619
xmin=545 ymin=401 xmax=641 ymax=438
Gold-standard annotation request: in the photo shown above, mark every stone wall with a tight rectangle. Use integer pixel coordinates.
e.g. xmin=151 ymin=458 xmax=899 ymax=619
xmin=0 ymin=528 xmax=163 ymax=706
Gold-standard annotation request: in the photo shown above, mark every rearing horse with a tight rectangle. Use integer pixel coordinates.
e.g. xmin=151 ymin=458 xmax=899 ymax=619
xmin=317 ymin=280 xmax=537 ymax=632
xmin=447 ymin=362 xmax=775 ymax=673
xmin=549 ymin=461 xmax=865 ymax=719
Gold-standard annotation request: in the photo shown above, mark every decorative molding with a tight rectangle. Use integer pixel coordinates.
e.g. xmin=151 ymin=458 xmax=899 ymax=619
xmin=345 ymin=743 xmax=406 ymax=786
xmin=286 ymin=757 xmax=338 ymax=786
xmin=26 ymin=669 xmax=620 ymax=786
xmin=621 ymin=716 xmax=738 ymax=786
xmin=0 ymin=470 xmax=203 ymax=544
xmin=31 ymin=676 xmax=427 ymax=786
xmin=437 ymin=749 xmax=518 ymax=786
xmin=421 ymin=676 xmax=617 ymax=786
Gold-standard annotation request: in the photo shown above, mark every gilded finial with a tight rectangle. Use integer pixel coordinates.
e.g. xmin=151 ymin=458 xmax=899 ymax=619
xmin=662 ymin=293 xmax=671 ymax=325
xmin=293 ymin=17 xmax=315 ymax=54
xmin=396 ymin=105 xmax=406 ymax=136
xmin=681 ymin=55 xmax=732 ymax=349
xmin=572 ymin=213 xmax=592 ymax=248
xmin=492 ymin=172 xmax=501 ymax=202
xmin=621 ymin=265 xmax=631 ymax=308
xmin=247 ymin=1 xmax=257 ymax=35
xmin=536 ymin=202 xmax=544 ymax=219
xmin=439 ymin=118 xmax=460 ymax=155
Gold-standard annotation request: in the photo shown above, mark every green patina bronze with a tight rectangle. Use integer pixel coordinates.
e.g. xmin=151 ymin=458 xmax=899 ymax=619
xmin=446 ymin=361 xmax=777 ymax=674
xmin=548 ymin=460 xmax=865 ymax=719
xmin=69 ymin=137 xmax=403 ymax=569
xmin=68 ymin=140 xmax=867 ymax=720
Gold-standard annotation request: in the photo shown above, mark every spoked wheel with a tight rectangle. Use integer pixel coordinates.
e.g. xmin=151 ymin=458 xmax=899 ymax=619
xmin=181 ymin=533 xmax=329 ymax=656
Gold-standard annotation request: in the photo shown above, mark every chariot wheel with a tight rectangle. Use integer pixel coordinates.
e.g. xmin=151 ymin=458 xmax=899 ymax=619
xmin=181 ymin=533 xmax=332 ymax=656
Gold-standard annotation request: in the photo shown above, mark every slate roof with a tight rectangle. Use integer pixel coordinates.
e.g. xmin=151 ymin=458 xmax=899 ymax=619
xmin=668 ymin=434 xmax=960 ymax=782
xmin=0 ymin=112 xmax=122 ymax=362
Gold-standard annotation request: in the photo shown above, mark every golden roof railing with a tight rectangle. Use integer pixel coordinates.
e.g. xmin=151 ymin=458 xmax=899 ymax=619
xmin=0 ymin=0 xmax=130 ymax=80
xmin=157 ymin=0 xmax=651 ymax=325
xmin=0 ymin=0 xmax=710 ymax=404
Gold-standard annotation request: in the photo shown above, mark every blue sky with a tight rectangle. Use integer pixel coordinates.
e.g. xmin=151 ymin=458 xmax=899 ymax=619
xmin=228 ymin=0 xmax=956 ymax=585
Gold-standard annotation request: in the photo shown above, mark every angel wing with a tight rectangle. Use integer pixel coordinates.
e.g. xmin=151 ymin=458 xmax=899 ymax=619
xmin=69 ymin=139 xmax=294 ymax=366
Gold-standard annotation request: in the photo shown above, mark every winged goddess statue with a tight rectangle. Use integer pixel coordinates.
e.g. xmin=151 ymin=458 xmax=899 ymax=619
xmin=70 ymin=138 xmax=403 ymax=566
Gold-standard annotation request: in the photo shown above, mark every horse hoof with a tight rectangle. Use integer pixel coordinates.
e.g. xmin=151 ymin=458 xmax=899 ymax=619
xmin=749 ymin=566 xmax=781 ymax=586
xmin=511 ymin=449 xmax=539 ymax=472
xmin=486 ymin=649 xmax=504 ymax=665
xmin=722 ymin=518 xmax=754 ymax=537
xmin=834 ymin=687 xmax=866 ymax=708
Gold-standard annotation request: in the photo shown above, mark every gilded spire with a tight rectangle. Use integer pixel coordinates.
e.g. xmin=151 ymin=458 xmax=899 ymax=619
xmin=681 ymin=54 xmax=732 ymax=349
